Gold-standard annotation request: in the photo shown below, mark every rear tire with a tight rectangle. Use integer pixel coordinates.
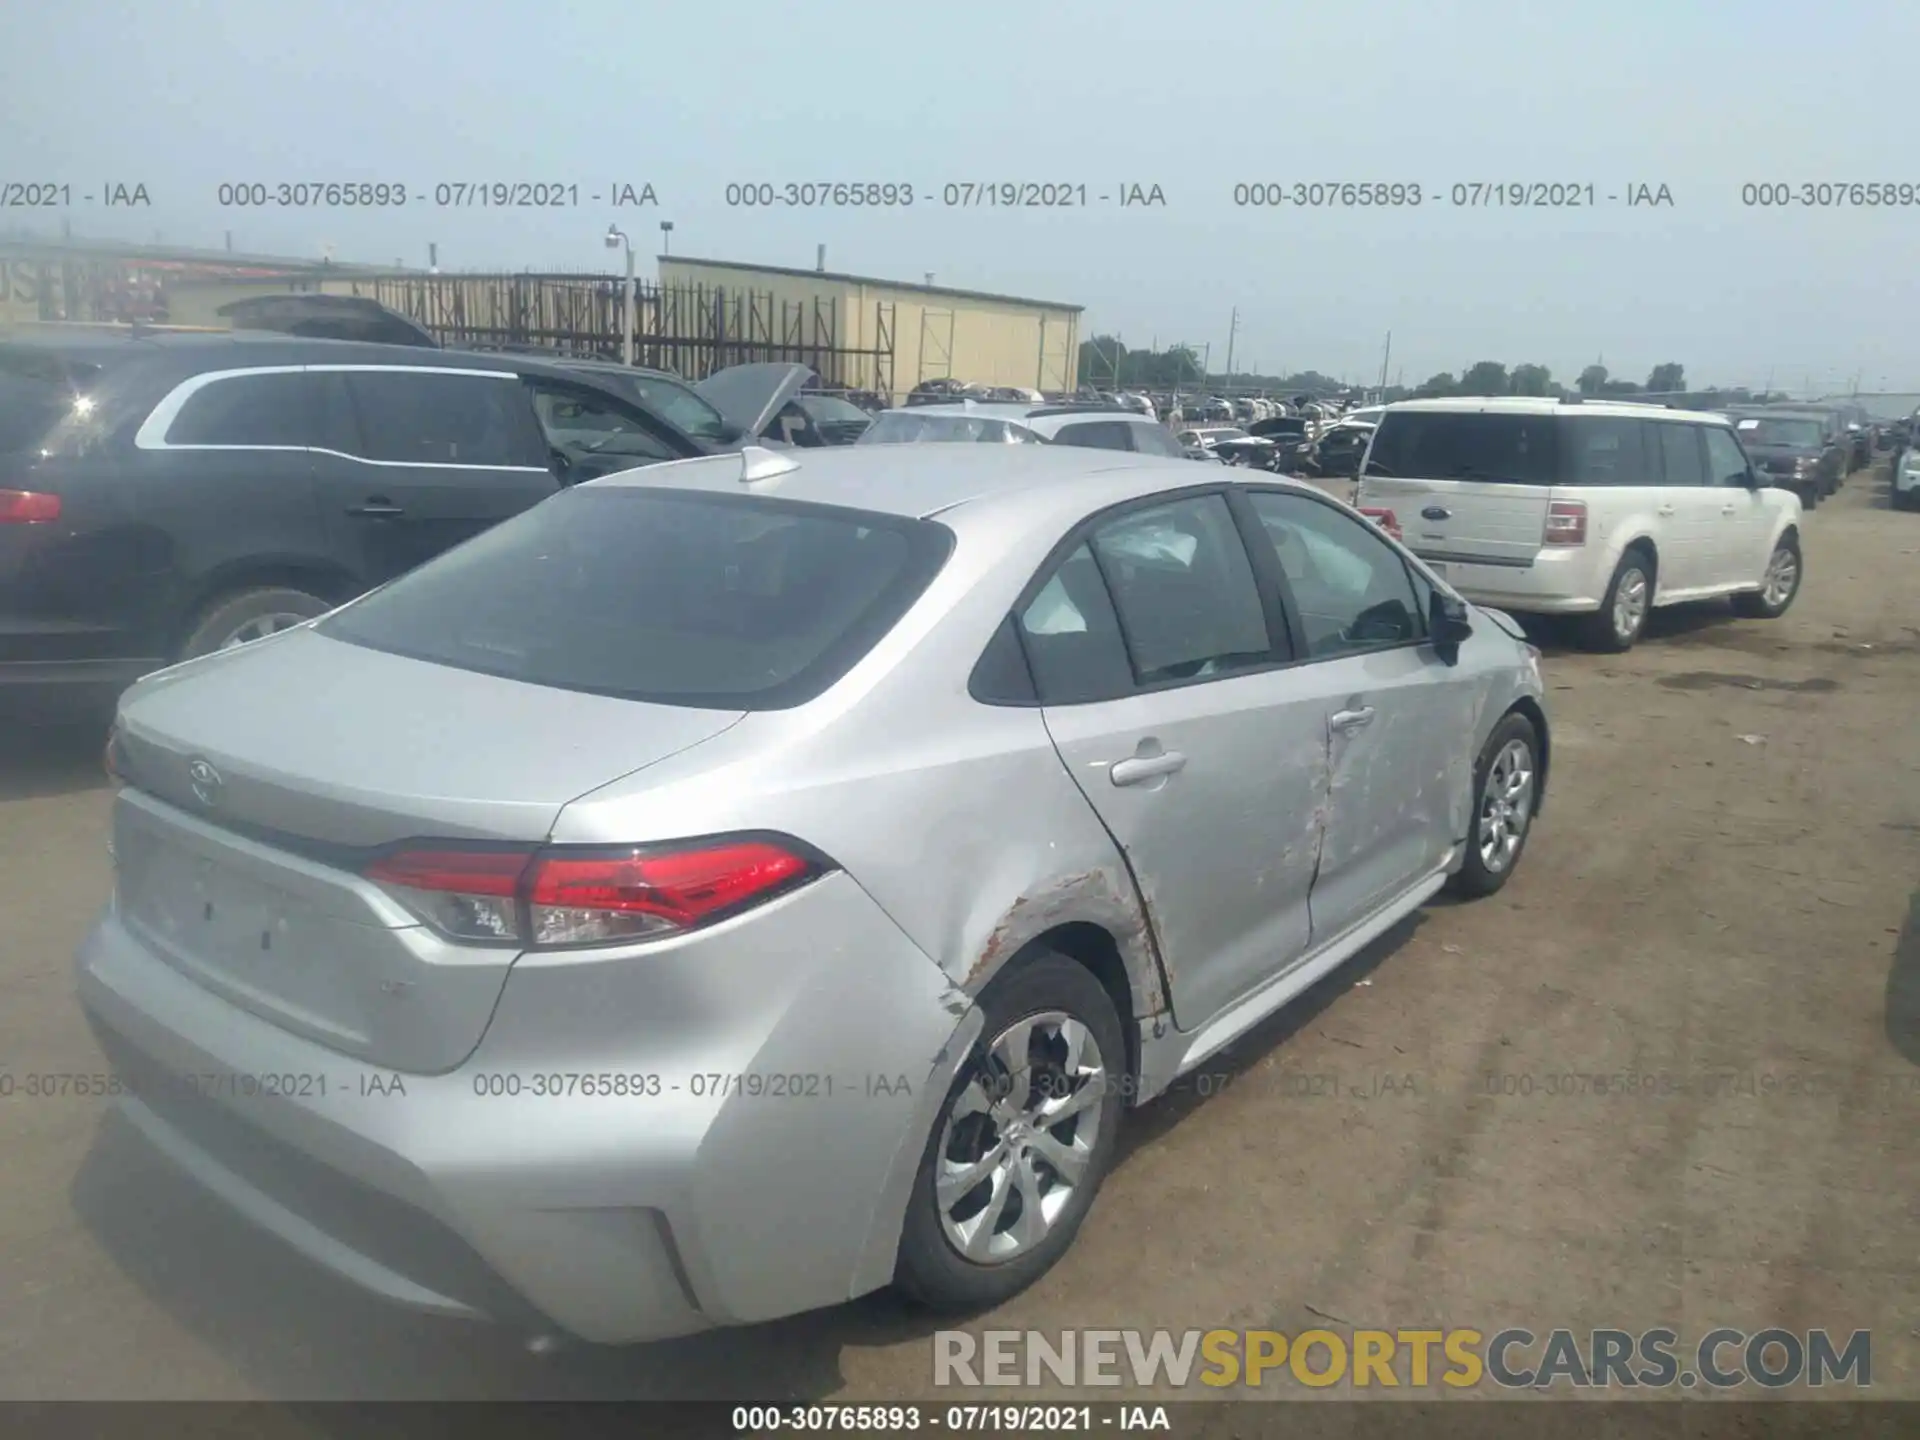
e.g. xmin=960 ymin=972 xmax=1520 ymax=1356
xmin=178 ymin=586 xmax=331 ymax=660
xmin=1580 ymin=548 xmax=1654 ymax=652
xmin=1731 ymin=533 xmax=1802 ymax=619
xmin=1449 ymin=710 xmax=1541 ymax=899
xmin=895 ymin=953 xmax=1126 ymax=1312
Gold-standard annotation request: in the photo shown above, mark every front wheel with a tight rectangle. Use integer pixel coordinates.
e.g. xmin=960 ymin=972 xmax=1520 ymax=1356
xmin=895 ymin=953 xmax=1125 ymax=1312
xmin=1731 ymin=534 xmax=1802 ymax=619
xmin=1449 ymin=710 xmax=1541 ymax=898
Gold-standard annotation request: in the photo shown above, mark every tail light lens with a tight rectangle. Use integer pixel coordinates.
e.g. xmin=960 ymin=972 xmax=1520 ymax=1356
xmin=364 ymin=837 xmax=822 ymax=947
xmin=1357 ymin=506 xmax=1401 ymax=540
xmin=1543 ymin=500 xmax=1588 ymax=547
xmin=0 ymin=490 xmax=61 ymax=524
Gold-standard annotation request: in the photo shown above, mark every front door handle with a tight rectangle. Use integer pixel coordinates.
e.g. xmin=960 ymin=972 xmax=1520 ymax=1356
xmin=1721 ymin=505 xmax=1738 ymax=516
xmin=1656 ymin=504 xmax=1676 ymax=517
xmin=1330 ymin=706 xmax=1376 ymax=733
xmin=1110 ymin=752 xmax=1188 ymax=786
xmin=347 ymin=501 xmax=406 ymax=518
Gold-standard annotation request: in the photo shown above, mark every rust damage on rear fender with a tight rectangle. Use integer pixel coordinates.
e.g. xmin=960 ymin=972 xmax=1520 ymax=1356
xmin=968 ymin=866 xmax=1169 ymax=1018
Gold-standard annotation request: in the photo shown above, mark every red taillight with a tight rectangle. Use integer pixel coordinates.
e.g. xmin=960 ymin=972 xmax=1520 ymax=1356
xmin=1357 ymin=506 xmax=1401 ymax=540
xmin=1543 ymin=499 xmax=1588 ymax=546
xmin=528 ymin=841 xmax=812 ymax=945
xmin=0 ymin=489 xmax=60 ymax=524
xmin=364 ymin=838 xmax=818 ymax=947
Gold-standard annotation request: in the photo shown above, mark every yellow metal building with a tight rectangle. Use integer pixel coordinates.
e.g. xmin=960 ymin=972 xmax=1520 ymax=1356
xmin=659 ymin=255 xmax=1081 ymax=400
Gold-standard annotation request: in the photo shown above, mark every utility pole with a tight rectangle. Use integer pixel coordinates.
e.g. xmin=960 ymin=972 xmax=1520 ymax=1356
xmin=1223 ymin=307 xmax=1239 ymax=383
xmin=1378 ymin=330 xmax=1392 ymax=391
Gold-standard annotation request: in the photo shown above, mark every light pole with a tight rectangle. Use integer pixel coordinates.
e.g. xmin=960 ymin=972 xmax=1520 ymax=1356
xmin=660 ymin=219 xmax=674 ymax=257
xmin=605 ymin=225 xmax=634 ymax=366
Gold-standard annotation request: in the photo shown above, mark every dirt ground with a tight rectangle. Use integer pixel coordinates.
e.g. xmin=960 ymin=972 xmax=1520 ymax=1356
xmin=0 ymin=464 xmax=1916 ymax=1403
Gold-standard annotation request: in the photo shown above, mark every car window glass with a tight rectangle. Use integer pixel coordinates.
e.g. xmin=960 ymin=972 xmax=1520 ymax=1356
xmin=343 ymin=371 xmax=545 ymax=466
xmin=1701 ymin=426 xmax=1752 ymax=487
xmin=620 ymin=373 xmax=730 ymax=441
xmin=166 ymin=372 xmax=320 ymax=447
xmin=1089 ymin=494 xmax=1273 ymax=684
xmin=527 ymin=382 xmax=680 ymax=477
xmin=1131 ymin=423 xmax=1187 ymax=457
xmin=1017 ymin=543 xmax=1136 ymax=704
xmin=1364 ymin=411 xmax=1557 ymax=483
xmin=320 ymin=490 xmax=950 ymax=708
xmin=1655 ymin=422 xmax=1707 ymax=486
xmin=1249 ymin=491 xmax=1424 ymax=658
xmin=1560 ymin=417 xmax=1648 ymax=486
xmin=1051 ymin=420 xmax=1137 ymax=452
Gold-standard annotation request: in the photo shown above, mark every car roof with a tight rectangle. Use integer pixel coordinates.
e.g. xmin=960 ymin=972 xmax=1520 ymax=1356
xmin=0 ymin=327 xmax=592 ymax=381
xmin=1384 ymin=396 xmax=1727 ymax=424
xmin=585 ymin=438 xmax=1321 ymax=528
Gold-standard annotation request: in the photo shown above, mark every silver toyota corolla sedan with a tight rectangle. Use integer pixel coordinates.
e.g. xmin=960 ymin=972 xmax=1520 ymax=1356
xmin=77 ymin=442 xmax=1549 ymax=1344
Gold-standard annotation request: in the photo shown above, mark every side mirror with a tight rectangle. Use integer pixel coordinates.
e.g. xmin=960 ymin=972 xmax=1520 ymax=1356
xmin=1430 ymin=588 xmax=1473 ymax=661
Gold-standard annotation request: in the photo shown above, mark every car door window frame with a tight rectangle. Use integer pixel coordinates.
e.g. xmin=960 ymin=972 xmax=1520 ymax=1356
xmin=335 ymin=366 xmax=552 ymax=471
xmin=523 ymin=375 xmax=691 ymax=477
xmin=1236 ymin=483 xmax=1435 ymax=664
xmin=1700 ymin=424 xmax=1755 ymax=488
xmin=978 ymin=481 xmax=1298 ymax=708
xmin=135 ymin=365 xmax=322 ymax=452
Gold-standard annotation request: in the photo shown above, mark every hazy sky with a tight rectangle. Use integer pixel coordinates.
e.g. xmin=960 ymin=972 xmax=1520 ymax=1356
xmin=4 ymin=0 xmax=1916 ymax=391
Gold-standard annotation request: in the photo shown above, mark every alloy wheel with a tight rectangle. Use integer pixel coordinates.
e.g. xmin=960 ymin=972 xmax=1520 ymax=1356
xmin=934 ymin=1010 xmax=1111 ymax=1265
xmin=218 ymin=613 xmax=311 ymax=649
xmin=1478 ymin=737 xmax=1535 ymax=874
xmin=1762 ymin=546 xmax=1798 ymax=608
xmin=1613 ymin=568 xmax=1648 ymax=642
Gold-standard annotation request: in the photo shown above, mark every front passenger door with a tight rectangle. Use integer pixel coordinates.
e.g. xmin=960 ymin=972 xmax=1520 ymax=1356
xmin=1243 ymin=489 xmax=1472 ymax=942
xmin=1700 ymin=424 xmax=1774 ymax=586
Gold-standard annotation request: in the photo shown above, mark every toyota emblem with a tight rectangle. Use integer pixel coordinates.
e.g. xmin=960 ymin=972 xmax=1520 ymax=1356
xmin=186 ymin=758 xmax=223 ymax=807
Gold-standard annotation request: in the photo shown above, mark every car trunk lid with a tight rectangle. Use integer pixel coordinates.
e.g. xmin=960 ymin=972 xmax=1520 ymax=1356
xmin=1354 ymin=408 xmax=1561 ymax=568
xmin=110 ymin=628 xmax=744 ymax=1072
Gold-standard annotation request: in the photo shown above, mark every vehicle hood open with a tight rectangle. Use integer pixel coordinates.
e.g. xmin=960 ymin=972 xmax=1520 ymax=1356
xmin=693 ymin=362 xmax=815 ymax=440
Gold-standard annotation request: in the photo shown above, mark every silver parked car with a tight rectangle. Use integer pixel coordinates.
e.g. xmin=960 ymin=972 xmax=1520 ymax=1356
xmin=78 ymin=443 xmax=1549 ymax=1344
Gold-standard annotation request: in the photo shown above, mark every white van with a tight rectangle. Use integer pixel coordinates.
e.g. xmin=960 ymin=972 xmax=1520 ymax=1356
xmin=1352 ymin=397 xmax=1804 ymax=651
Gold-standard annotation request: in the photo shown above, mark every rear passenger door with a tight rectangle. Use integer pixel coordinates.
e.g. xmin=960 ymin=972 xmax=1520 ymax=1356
xmin=130 ymin=366 xmax=328 ymax=626
xmin=1021 ymin=489 xmax=1328 ymax=1027
xmin=313 ymin=366 xmax=558 ymax=585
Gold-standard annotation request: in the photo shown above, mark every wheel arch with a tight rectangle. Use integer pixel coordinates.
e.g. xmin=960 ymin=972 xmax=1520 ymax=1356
xmin=1505 ymin=696 xmax=1551 ymax=816
xmin=977 ymin=922 xmax=1143 ymax=1104
xmin=171 ymin=557 xmax=364 ymax=656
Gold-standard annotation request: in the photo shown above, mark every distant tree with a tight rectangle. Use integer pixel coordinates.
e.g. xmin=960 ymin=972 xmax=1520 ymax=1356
xmin=1600 ymin=378 xmax=1643 ymax=396
xmin=1646 ymin=363 xmax=1686 ymax=393
xmin=1509 ymin=363 xmax=1555 ymax=396
xmin=1414 ymin=371 xmax=1458 ymax=397
xmin=1459 ymin=361 xmax=1510 ymax=396
xmin=1577 ymin=364 xmax=1609 ymax=395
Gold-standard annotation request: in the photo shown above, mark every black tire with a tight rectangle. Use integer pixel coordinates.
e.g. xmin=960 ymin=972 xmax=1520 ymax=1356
xmin=895 ymin=952 xmax=1126 ymax=1312
xmin=1579 ymin=547 xmax=1654 ymax=653
xmin=1893 ymin=483 xmax=1919 ymax=512
xmin=1448 ymin=710 xmax=1541 ymax=899
xmin=177 ymin=586 xmax=331 ymax=660
xmin=1731 ymin=532 xmax=1802 ymax=619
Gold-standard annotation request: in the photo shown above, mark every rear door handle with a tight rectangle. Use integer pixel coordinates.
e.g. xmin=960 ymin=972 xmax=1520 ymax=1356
xmin=1656 ymin=505 xmax=1676 ymax=517
xmin=1721 ymin=505 xmax=1738 ymax=516
xmin=347 ymin=501 xmax=406 ymax=518
xmin=1331 ymin=706 xmax=1376 ymax=733
xmin=1110 ymin=752 xmax=1188 ymax=786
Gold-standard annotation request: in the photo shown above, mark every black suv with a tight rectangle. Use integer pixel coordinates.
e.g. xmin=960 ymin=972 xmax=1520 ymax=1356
xmin=0 ymin=329 xmax=712 ymax=709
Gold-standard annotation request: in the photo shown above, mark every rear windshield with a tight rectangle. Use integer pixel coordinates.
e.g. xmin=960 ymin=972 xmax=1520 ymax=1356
xmin=1364 ymin=410 xmax=1559 ymax=484
xmin=1736 ymin=416 xmax=1824 ymax=447
xmin=859 ymin=412 xmax=1043 ymax=445
xmin=319 ymin=487 xmax=953 ymax=709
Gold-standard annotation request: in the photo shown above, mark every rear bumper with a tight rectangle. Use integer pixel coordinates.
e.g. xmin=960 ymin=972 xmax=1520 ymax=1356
xmin=75 ymin=871 xmax=980 ymax=1344
xmin=1412 ymin=547 xmax=1606 ymax=615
